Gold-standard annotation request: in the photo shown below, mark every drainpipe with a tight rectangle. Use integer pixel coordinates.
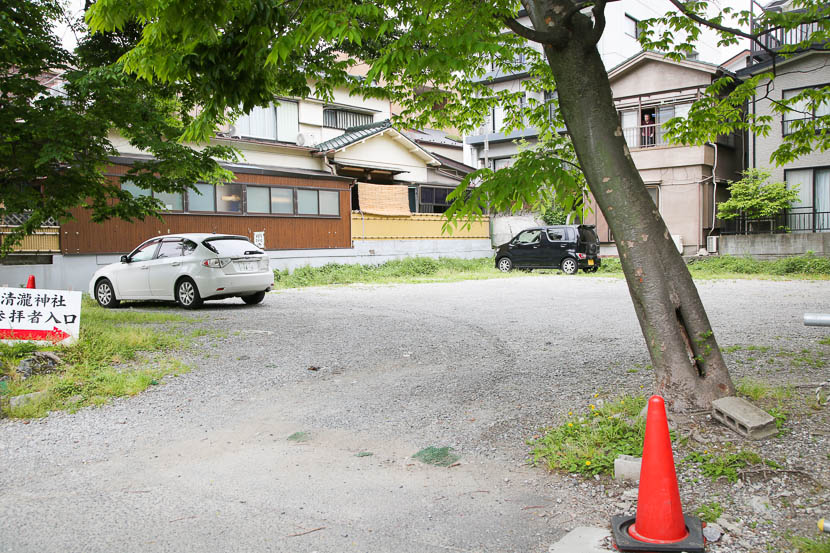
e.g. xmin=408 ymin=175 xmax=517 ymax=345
xmin=707 ymin=142 xmax=718 ymax=240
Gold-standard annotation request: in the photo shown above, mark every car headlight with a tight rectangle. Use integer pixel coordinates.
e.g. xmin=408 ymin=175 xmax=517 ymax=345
xmin=203 ymin=258 xmax=231 ymax=268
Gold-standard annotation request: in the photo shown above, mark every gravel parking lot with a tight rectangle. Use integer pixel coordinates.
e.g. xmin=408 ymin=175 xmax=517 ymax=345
xmin=1 ymin=275 xmax=828 ymax=552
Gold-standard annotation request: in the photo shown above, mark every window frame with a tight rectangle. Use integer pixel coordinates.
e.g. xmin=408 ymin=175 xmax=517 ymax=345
xmin=120 ymin=180 xmax=184 ymax=213
xmin=323 ymin=108 xmax=374 ymax=130
xmin=782 ymin=84 xmax=830 ymax=136
xmin=784 ymin=166 xmax=830 ymax=232
xmin=624 ymin=14 xmax=641 ymax=39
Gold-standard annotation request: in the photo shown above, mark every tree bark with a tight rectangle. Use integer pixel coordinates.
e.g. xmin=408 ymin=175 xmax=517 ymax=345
xmin=523 ymin=0 xmax=735 ymax=411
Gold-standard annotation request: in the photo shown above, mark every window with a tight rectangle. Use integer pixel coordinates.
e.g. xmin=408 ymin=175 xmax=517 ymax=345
xmin=647 ymin=186 xmax=660 ymax=209
xmin=783 ymin=87 xmax=830 ymax=136
xmin=130 ymin=239 xmax=160 ymax=262
xmin=247 ymin=187 xmax=271 ymax=213
xmin=234 ymin=100 xmax=299 ymax=142
xmin=156 ymin=239 xmax=184 ymax=259
xmin=419 ymin=186 xmax=453 ymax=213
xmin=319 ymin=190 xmax=340 ymax=216
xmin=493 ymin=157 xmax=515 ymax=171
xmin=546 ymin=229 xmax=565 ymax=241
xmin=120 ymin=180 xmax=183 ymax=211
xmin=625 ymin=14 xmax=641 ymax=39
xmin=515 ymin=229 xmax=541 ymax=245
xmin=785 ymin=167 xmax=830 ymax=231
xmin=216 ymin=184 xmax=243 ymax=213
xmin=271 ymin=188 xmax=294 ymax=214
xmin=188 ymin=183 xmax=215 ymax=212
xmin=296 ymin=189 xmax=339 ymax=216
xmin=323 ymin=109 xmax=373 ymax=129
xmin=171 ymin=183 xmax=340 ymax=217
xmin=297 ymin=189 xmax=319 ymax=215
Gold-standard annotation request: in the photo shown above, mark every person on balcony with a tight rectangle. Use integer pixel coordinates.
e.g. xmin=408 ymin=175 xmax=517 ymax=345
xmin=641 ymin=113 xmax=655 ymax=147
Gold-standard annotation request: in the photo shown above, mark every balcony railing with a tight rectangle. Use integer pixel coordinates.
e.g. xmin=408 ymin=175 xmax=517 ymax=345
xmin=623 ymin=124 xmax=669 ymax=148
xmin=720 ymin=211 xmax=830 ymax=235
xmin=752 ymin=21 xmax=822 ymax=54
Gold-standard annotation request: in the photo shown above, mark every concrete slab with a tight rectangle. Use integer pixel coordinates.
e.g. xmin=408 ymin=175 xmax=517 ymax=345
xmin=614 ymin=454 xmax=642 ymax=482
xmin=548 ymin=526 xmax=612 ymax=553
xmin=712 ymin=396 xmax=777 ymax=440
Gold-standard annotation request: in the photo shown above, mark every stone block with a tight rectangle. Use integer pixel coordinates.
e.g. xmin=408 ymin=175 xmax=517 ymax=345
xmin=614 ymin=454 xmax=642 ymax=482
xmin=711 ymin=396 xmax=777 ymax=440
xmin=548 ymin=527 xmax=610 ymax=553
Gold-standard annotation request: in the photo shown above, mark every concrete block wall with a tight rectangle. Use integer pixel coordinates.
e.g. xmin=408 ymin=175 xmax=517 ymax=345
xmin=720 ymin=233 xmax=830 ymax=259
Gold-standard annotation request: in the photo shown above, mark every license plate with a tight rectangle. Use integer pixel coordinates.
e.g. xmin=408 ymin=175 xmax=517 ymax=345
xmin=588 ymin=259 xmax=594 ymax=266
xmin=237 ymin=261 xmax=256 ymax=273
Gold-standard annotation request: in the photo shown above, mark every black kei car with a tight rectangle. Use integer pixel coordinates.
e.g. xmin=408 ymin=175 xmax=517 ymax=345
xmin=494 ymin=225 xmax=601 ymax=274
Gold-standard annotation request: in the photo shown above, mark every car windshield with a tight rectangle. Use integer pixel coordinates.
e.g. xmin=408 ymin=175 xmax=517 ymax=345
xmin=579 ymin=227 xmax=599 ymax=243
xmin=202 ymin=237 xmax=263 ymax=256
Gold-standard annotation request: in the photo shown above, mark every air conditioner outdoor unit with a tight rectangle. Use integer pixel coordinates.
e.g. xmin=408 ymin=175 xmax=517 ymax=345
xmin=706 ymin=235 xmax=719 ymax=254
xmin=228 ymin=124 xmax=242 ymax=139
xmin=296 ymin=132 xmax=317 ymax=147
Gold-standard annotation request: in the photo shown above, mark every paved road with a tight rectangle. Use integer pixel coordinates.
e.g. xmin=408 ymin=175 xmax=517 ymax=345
xmin=1 ymin=276 xmax=827 ymax=552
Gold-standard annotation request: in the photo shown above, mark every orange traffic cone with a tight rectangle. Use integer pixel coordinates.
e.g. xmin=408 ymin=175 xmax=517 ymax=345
xmin=610 ymin=395 xmax=704 ymax=552
xmin=25 ymin=275 xmax=36 ymax=289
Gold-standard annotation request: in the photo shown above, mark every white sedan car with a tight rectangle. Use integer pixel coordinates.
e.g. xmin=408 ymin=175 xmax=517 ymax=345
xmin=89 ymin=233 xmax=274 ymax=309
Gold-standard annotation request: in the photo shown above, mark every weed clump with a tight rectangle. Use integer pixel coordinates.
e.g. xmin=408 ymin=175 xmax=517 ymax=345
xmin=413 ymin=446 xmax=460 ymax=467
xmin=529 ymin=395 xmax=647 ymax=477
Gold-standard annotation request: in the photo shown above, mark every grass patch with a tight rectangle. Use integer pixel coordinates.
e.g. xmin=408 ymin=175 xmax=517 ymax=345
xmin=273 ymin=257 xmax=505 ymax=288
xmin=685 ymin=253 xmax=830 ymax=278
xmin=0 ymin=297 xmax=192 ymax=418
xmin=413 ymin=446 xmax=460 ymax=467
xmin=694 ymin=501 xmax=724 ymax=523
xmin=792 ymin=535 xmax=830 ymax=553
xmin=682 ymin=450 xmax=771 ymax=483
xmin=529 ymin=395 xmax=647 ymax=477
xmin=271 ymin=253 xmax=830 ymax=290
xmin=820 ymin=337 xmax=830 ymax=346
xmin=287 ymin=431 xmax=310 ymax=442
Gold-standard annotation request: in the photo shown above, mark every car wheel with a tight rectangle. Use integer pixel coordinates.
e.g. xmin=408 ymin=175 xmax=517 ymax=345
xmin=560 ymin=257 xmax=578 ymax=275
xmin=95 ymin=278 xmax=120 ymax=308
xmin=175 ymin=277 xmax=203 ymax=309
xmin=497 ymin=257 xmax=513 ymax=272
xmin=241 ymin=291 xmax=266 ymax=305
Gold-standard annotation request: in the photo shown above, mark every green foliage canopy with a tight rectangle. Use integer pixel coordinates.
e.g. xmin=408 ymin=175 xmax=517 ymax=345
xmin=0 ymin=0 xmax=236 ymax=253
xmin=716 ymin=168 xmax=801 ymax=221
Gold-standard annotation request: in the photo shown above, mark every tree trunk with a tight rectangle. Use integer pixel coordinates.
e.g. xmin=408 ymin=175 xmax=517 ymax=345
xmin=524 ymin=0 xmax=735 ymax=411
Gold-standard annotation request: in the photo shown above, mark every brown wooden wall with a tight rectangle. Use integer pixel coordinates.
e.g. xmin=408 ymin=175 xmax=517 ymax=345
xmin=60 ymin=164 xmax=353 ymax=254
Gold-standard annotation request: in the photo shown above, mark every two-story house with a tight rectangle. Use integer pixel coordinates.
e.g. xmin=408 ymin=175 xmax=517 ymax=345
xmin=737 ymin=3 xmax=829 ymax=236
xmin=582 ymin=52 xmax=743 ymax=256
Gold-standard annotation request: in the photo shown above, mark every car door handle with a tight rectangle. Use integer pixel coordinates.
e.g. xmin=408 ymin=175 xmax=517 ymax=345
xmin=171 ymin=262 xmax=181 ymax=266
xmin=139 ymin=266 xmax=149 ymax=270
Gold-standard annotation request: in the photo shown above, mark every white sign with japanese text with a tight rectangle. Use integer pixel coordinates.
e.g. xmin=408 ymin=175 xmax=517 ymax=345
xmin=253 ymin=231 xmax=265 ymax=249
xmin=0 ymin=287 xmax=82 ymax=344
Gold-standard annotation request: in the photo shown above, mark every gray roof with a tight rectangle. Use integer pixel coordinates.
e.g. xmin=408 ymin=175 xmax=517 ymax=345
xmin=314 ymin=120 xmax=393 ymax=151
xmin=402 ymin=128 xmax=462 ymax=147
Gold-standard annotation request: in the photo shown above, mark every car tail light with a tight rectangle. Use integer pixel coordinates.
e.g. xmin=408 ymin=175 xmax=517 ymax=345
xmin=576 ymin=253 xmax=586 ymax=259
xmin=259 ymin=258 xmax=270 ymax=270
xmin=203 ymin=258 xmax=230 ymax=268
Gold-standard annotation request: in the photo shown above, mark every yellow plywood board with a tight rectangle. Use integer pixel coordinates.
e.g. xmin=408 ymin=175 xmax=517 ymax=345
xmin=352 ymin=212 xmax=489 ymax=240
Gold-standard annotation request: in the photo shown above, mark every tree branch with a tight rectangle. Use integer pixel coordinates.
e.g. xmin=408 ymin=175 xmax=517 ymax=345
xmin=666 ymin=0 xmax=779 ymax=60
xmin=590 ymin=0 xmax=607 ymax=46
xmin=502 ymin=17 xmax=558 ymax=44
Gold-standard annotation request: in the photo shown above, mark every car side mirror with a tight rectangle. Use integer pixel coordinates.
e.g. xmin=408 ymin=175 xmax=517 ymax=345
xmin=120 ymin=255 xmax=129 ymax=263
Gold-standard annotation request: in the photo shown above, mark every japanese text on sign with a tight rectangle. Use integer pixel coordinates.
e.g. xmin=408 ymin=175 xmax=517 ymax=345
xmin=0 ymin=287 xmax=82 ymax=344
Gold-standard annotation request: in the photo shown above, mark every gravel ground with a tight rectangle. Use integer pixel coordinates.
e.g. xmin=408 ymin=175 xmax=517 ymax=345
xmin=0 ymin=275 xmax=828 ymax=552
